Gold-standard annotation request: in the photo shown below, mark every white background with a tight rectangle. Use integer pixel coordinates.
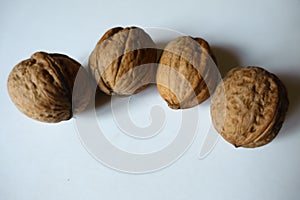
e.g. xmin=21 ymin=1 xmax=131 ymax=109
xmin=1 ymin=0 xmax=300 ymax=199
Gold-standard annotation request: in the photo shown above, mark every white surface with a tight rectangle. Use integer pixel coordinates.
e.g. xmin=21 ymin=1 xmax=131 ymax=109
xmin=1 ymin=0 xmax=300 ymax=199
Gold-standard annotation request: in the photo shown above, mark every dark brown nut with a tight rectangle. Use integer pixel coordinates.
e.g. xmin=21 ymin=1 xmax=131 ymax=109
xmin=156 ymin=36 xmax=218 ymax=109
xmin=7 ymin=52 xmax=91 ymax=123
xmin=210 ymin=66 xmax=289 ymax=148
xmin=89 ymin=26 xmax=157 ymax=95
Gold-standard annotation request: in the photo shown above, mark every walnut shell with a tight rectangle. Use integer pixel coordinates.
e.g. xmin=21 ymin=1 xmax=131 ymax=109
xmin=210 ymin=66 xmax=289 ymax=148
xmin=89 ymin=26 xmax=157 ymax=95
xmin=7 ymin=52 xmax=91 ymax=123
xmin=156 ymin=36 xmax=218 ymax=109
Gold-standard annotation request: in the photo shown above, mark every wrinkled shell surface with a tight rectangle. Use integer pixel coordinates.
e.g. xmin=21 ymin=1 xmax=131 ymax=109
xmin=7 ymin=52 xmax=91 ymax=123
xmin=210 ymin=66 xmax=289 ymax=148
xmin=156 ymin=36 xmax=218 ymax=109
xmin=89 ymin=26 xmax=157 ymax=95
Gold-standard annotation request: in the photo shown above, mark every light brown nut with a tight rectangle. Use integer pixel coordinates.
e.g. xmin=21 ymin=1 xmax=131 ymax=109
xmin=7 ymin=52 xmax=91 ymax=123
xmin=156 ymin=36 xmax=218 ymax=109
xmin=210 ymin=66 xmax=289 ymax=148
xmin=89 ymin=26 xmax=157 ymax=95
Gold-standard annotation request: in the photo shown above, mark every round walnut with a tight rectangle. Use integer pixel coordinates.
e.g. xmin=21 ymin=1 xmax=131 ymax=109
xmin=7 ymin=52 xmax=91 ymax=123
xmin=210 ymin=66 xmax=289 ymax=148
xmin=156 ymin=36 xmax=218 ymax=109
xmin=89 ymin=26 xmax=157 ymax=95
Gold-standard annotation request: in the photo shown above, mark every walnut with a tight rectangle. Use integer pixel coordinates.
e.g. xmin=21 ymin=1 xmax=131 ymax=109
xmin=210 ymin=66 xmax=289 ymax=148
xmin=7 ymin=52 xmax=91 ymax=123
xmin=156 ymin=36 xmax=218 ymax=109
xmin=89 ymin=26 xmax=157 ymax=95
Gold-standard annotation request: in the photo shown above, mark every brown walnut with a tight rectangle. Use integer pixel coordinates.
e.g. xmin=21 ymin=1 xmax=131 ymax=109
xmin=89 ymin=26 xmax=157 ymax=95
xmin=210 ymin=66 xmax=289 ymax=148
xmin=156 ymin=36 xmax=218 ymax=109
xmin=7 ymin=52 xmax=91 ymax=123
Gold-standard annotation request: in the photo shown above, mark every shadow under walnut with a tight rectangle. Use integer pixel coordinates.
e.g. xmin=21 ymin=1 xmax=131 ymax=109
xmin=275 ymin=72 xmax=300 ymax=136
xmin=211 ymin=46 xmax=241 ymax=77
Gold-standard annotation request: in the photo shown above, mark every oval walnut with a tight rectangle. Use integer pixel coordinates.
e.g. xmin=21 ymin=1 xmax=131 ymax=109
xmin=210 ymin=66 xmax=289 ymax=148
xmin=89 ymin=26 xmax=157 ymax=95
xmin=7 ymin=52 xmax=91 ymax=123
xmin=156 ymin=36 xmax=218 ymax=109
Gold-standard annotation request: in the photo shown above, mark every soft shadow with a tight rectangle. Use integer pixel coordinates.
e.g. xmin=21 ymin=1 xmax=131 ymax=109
xmin=276 ymin=72 xmax=300 ymax=135
xmin=95 ymin=89 xmax=111 ymax=109
xmin=155 ymin=42 xmax=168 ymax=62
xmin=211 ymin=46 xmax=241 ymax=77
